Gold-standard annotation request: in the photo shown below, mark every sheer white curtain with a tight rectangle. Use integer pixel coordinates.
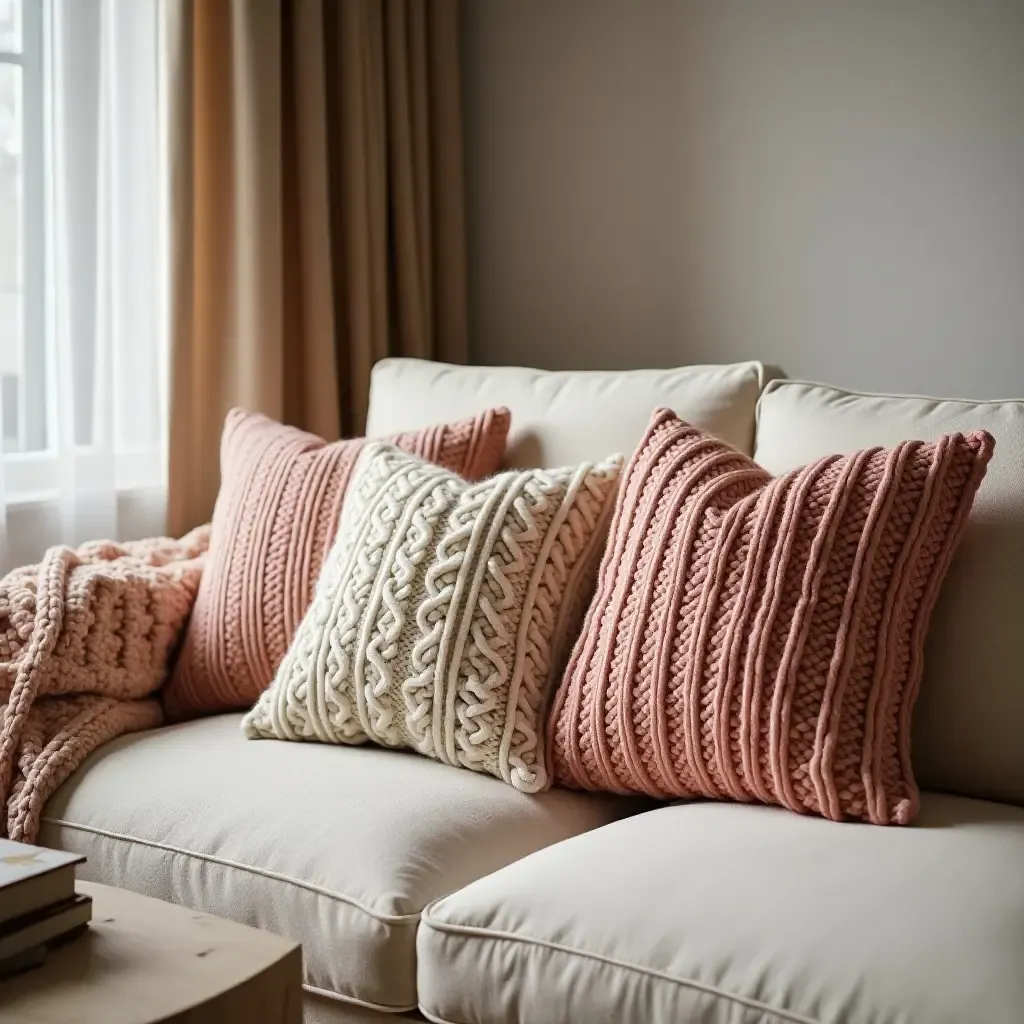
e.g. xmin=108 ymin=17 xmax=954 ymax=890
xmin=0 ymin=0 xmax=166 ymax=571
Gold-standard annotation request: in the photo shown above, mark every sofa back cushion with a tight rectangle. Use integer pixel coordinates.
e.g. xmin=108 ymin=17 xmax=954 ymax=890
xmin=366 ymin=358 xmax=768 ymax=467
xmin=754 ymin=380 xmax=1024 ymax=806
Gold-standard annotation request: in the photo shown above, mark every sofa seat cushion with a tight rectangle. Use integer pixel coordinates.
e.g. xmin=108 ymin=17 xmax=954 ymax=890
xmin=365 ymin=358 xmax=769 ymax=467
xmin=418 ymin=794 xmax=1024 ymax=1024
xmin=38 ymin=715 xmax=635 ymax=1016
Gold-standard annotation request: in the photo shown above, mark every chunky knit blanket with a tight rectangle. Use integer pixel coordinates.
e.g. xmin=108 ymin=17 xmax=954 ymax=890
xmin=0 ymin=526 xmax=209 ymax=842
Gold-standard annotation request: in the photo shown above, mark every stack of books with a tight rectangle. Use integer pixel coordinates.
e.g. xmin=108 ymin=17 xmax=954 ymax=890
xmin=0 ymin=839 xmax=91 ymax=979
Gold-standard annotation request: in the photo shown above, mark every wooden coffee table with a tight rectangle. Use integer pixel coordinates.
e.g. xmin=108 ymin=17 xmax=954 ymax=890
xmin=0 ymin=881 xmax=302 ymax=1023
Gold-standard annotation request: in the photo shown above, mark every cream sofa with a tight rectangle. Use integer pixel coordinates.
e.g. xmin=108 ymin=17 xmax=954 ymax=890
xmin=40 ymin=359 xmax=1024 ymax=1024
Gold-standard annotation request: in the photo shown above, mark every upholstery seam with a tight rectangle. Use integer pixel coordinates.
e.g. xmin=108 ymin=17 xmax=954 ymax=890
xmin=41 ymin=816 xmax=422 ymax=925
xmin=419 ymin=911 xmax=822 ymax=1024
xmin=303 ymin=982 xmax=417 ymax=1015
xmin=418 ymin=1006 xmax=461 ymax=1024
xmin=760 ymin=377 xmax=1024 ymax=406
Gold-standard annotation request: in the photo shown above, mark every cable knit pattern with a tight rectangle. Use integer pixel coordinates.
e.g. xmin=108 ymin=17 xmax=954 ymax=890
xmin=164 ymin=407 xmax=510 ymax=720
xmin=0 ymin=527 xmax=209 ymax=842
xmin=244 ymin=443 xmax=623 ymax=792
xmin=549 ymin=409 xmax=994 ymax=825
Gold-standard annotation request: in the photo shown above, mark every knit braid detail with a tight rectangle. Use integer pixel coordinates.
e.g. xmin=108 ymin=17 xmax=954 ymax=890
xmin=549 ymin=409 xmax=994 ymax=825
xmin=244 ymin=443 xmax=623 ymax=793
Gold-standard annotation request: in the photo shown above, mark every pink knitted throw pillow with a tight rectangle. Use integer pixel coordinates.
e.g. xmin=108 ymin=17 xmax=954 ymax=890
xmin=164 ymin=407 xmax=510 ymax=719
xmin=549 ymin=409 xmax=994 ymax=824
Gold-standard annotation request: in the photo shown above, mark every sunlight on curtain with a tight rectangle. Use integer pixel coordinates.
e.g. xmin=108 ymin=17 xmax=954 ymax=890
xmin=0 ymin=0 xmax=166 ymax=570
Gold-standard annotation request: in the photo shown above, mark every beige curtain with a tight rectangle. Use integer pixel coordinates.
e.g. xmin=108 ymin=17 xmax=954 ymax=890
xmin=165 ymin=0 xmax=468 ymax=536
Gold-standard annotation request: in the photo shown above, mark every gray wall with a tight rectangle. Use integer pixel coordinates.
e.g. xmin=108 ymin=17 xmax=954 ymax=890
xmin=461 ymin=1 xmax=1024 ymax=399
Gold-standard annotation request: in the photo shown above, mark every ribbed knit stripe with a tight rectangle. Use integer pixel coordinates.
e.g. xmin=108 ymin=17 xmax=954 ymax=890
xmin=549 ymin=408 xmax=995 ymax=825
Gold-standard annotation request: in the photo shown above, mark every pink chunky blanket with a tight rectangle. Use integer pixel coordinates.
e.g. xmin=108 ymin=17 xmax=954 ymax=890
xmin=0 ymin=527 xmax=209 ymax=842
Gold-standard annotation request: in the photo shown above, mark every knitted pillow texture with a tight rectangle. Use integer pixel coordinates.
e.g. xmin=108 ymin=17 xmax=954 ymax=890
xmin=549 ymin=409 xmax=994 ymax=825
xmin=164 ymin=407 xmax=510 ymax=720
xmin=243 ymin=442 xmax=623 ymax=792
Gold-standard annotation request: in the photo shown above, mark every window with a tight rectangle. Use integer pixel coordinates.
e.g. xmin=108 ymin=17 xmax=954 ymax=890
xmin=0 ymin=0 xmax=44 ymax=456
xmin=0 ymin=0 xmax=165 ymax=530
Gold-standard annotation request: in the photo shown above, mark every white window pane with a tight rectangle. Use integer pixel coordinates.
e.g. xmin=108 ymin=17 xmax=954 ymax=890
xmin=0 ymin=60 xmax=22 ymax=452
xmin=110 ymin=0 xmax=161 ymax=452
xmin=0 ymin=0 xmax=20 ymax=53
xmin=49 ymin=0 xmax=101 ymax=449
xmin=20 ymin=0 xmax=45 ymax=452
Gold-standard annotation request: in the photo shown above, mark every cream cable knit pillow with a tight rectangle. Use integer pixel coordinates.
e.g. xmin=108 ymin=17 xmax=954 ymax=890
xmin=243 ymin=442 xmax=623 ymax=792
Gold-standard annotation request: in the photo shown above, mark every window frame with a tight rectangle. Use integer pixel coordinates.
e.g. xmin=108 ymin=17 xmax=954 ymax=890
xmin=0 ymin=0 xmax=46 ymax=464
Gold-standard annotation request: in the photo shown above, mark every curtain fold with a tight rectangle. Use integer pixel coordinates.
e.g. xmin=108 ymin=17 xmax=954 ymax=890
xmin=165 ymin=0 xmax=468 ymax=537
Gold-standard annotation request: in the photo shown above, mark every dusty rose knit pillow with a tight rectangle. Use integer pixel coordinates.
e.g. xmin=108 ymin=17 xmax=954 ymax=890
xmin=164 ymin=407 xmax=510 ymax=719
xmin=549 ymin=409 xmax=994 ymax=825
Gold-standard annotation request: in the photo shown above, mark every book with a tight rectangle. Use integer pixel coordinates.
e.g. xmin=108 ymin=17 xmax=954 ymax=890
xmin=0 ymin=839 xmax=84 ymax=928
xmin=0 ymin=944 xmax=46 ymax=981
xmin=0 ymin=894 xmax=93 ymax=961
